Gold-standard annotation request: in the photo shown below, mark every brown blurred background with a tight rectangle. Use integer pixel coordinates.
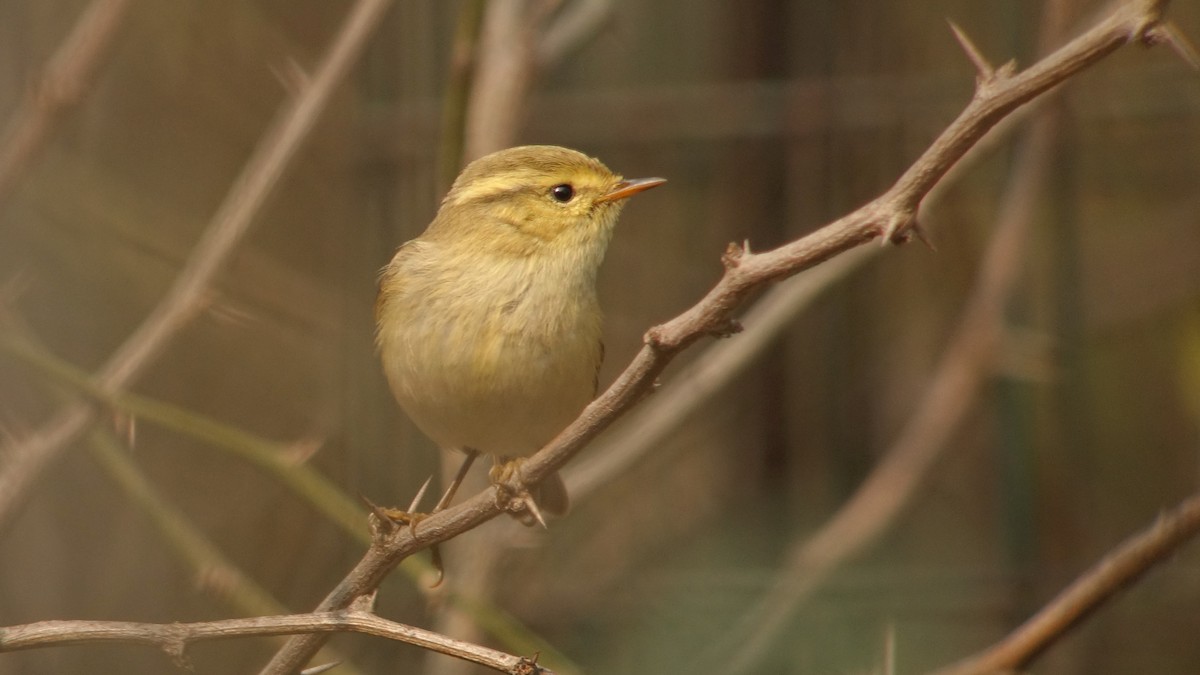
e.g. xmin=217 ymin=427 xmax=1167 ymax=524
xmin=2 ymin=1 xmax=1200 ymax=673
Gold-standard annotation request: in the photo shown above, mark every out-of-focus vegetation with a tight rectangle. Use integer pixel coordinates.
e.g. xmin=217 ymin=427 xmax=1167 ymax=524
xmin=2 ymin=2 xmax=1199 ymax=673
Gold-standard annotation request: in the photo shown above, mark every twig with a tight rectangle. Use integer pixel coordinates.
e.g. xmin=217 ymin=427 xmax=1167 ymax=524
xmin=84 ymin=430 xmax=368 ymax=675
xmin=0 ymin=610 xmax=544 ymax=675
xmin=0 ymin=327 xmax=579 ymax=670
xmin=710 ymin=71 xmax=1064 ymax=675
xmin=462 ymin=0 xmax=557 ymax=160
xmin=0 ymin=0 xmax=132 ymax=206
xmin=704 ymin=2 xmax=1087 ymax=670
xmin=0 ymin=0 xmax=395 ymax=535
xmin=567 ymin=246 xmax=877 ymax=501
xmin=537 ymin=0 xmax=615 ymax=68
xmin=436 ymin=0 xmax=487 ymax=193
xmin=933 ymin=489 xmax=1200 ymax=674
xmin=259 ymin=3 xmax=1177 ymax=673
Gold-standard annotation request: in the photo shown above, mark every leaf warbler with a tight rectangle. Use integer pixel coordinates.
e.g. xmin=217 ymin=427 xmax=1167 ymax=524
xmin=376 ymin=145 xmax=665 ymax=524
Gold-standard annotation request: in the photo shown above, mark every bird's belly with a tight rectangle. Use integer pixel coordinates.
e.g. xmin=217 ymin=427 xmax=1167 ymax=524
xmin=381 ymin=284 xmax=600 ymax=457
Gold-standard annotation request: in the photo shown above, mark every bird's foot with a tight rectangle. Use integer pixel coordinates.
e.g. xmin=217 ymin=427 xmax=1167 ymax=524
xmin=490 ymin=457 xmax=547 ymax=528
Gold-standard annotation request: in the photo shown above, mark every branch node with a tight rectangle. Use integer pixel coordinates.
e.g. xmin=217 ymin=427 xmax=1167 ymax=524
xmin=515 ymin=653 xmax=547 ymax=675
xmin=163 ymin=628 xmax=192 ymax=671
xmin=948 ymin=20 xmax=995 ymax=84
xmin=879 ymin=210 xmax=917 ymax=246
xmin=1145 ymin=21 xmax=1200 ymax=69
xmin=644 ymin=325 xmax=668 ymax=349
xmin=721 ymin=240 xmax=750 ymax=269
xmin=349 ymin=590 xmax=377 ymax=613
xmin=710 ymin=318 xmax=744 ymax=339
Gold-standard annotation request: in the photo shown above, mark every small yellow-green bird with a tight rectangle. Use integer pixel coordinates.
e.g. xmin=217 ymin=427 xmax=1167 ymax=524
xmin=375 ymin=145 xmax=664 ymax=524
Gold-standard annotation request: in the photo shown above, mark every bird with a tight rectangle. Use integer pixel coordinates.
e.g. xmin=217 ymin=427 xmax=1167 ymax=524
xmin=375 ymin=145 xmax=665 ymax=525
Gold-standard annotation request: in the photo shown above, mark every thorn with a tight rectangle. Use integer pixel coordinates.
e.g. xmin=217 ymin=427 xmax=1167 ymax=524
xmin=1150 ymin=22 xmax=1200 ymax=70
xmin=521 ymin=492 xmax=549 ymax=529
xmin=911 ymin=221 xmax=937 ymax=251
xmin=947 ymin=20 xmax=995 ymax=82
xmin=359 ymin=495 xmax=398 ymax=535
xmin=408 ymin=475 xmax=433 ymax=513
xmin=516 ymin=654 xmax=544 ymax=675
xmin=301 ymin=662 xmax=341 ymax=675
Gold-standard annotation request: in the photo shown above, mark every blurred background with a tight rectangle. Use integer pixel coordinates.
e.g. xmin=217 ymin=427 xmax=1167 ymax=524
xmin=2 ymin=1 xmax=1200 ymax=673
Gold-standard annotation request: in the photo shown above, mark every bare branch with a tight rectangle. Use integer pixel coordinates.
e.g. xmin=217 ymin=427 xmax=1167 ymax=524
xmin=462 ymin=0 xmax=558 ymax=161
xmin=1148 ymin=20 xmax=1200 ymax=69
xmin=711 ymin=100 xmax=1063 ymax=675
xmin=0 ymin=0 xmax=395 ymax=535
xmin=537 ymin=0 xmax=615 ymax=68
xmin=934 ymin=489 xmax=1200 ymax=675
xmin=567 ymin=246 xmax=877 ymax=502
xmin=0 ymin=0 xmax=132 ymax=206
xmin=259 ymin=3 xmax=1178 ymax=673
xmin=0 ymin=610 xmax=544 ymax=675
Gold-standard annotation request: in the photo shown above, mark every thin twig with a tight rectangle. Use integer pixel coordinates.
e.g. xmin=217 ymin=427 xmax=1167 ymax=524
xmin=0 ymin=0 xmax=395 ymax=535
xmin=934 ymin=489 xmax=1200 ymax=674
xmin=0 ymin=0 xmax=132 ymax=206
xmin=462 ymin=0 xmax=557 ymax=161
xmin=85 ymin=431 xmax=368 ymax=675
xmin=0 ymin=327 xmax=579 ymax=670
xmin=537 ymin=0 xmax=615 ymax=68
xmin=709 ymin=63 xmax=1065 ymax=675
xmin=567 ymin=246 xmax=877 ymax=502
xmin=705 ymin=2 xmax=1087 ymax=670
xmin=259 ymin=4 xmax=1176 ymax=673
xmin=0 ymin=610 xmax=544 ymax=675
xmin=436 ymin=0 xmax=487 ymax=193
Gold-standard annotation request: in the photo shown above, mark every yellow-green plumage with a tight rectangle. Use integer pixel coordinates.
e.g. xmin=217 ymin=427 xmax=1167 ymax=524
xmin=375 ymin=146 xmax=663 ymax=515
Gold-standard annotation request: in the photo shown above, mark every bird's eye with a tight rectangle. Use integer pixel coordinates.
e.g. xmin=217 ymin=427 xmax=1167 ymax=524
xmin=550 ymin=184 xmax=575 ymax=203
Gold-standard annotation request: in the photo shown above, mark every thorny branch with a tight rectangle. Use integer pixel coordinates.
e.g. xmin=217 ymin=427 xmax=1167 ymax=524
xmin=260 ymin=2 xmax=1186 ymax=673
xmin=0 ymin=0 xmax=132 ymax=206
xmin=0 ymin=0 xmax=395 ymax=534
xmin=934 ymin=489 xmax=1200 ymax=675
xmin=0 ymin=609 xmax=546 ymax=675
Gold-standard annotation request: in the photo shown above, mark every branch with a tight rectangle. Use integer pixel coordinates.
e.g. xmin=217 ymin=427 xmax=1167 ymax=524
xmin=0 ymin=326 xmax=577 ymax=669
xmin=710 ymin=78 xmax=1064 ymax=675
xmin=0 ymin=610 xmax=544 ymax=675
xmin=934 ymin=488 xmax=1200 ymax=674
xmin=0 ymin=0 xmax=395 ymax=535
xmin=259 ymin=3 xmax=1179 ymax=673
xmin=462 ymin=0 xmax=557 ymax=161
xmin=0 ymin=0 xmax=132 ymax=206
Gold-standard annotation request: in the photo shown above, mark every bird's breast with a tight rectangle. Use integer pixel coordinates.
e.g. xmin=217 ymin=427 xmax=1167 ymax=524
xmin=378 ymin=249 xmax=603 ymax=456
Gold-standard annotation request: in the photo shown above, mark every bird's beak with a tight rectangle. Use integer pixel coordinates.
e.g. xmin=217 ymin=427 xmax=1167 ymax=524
xmin=598 ymin=177 xmax=667 ymax=203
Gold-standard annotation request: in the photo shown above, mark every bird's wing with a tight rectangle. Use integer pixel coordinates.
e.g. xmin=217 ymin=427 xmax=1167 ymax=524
xmin=374 ymin=241 xmax=418 ymax=327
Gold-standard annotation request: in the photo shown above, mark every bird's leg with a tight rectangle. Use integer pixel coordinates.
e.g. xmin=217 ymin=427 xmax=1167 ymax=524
xmin=433 ymin=448 xmax=479 ymax=513
xmin=368 ymin=475 xmax=433 ymax=529
xmin=371 ymin=448 xmax=477 ymax=528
